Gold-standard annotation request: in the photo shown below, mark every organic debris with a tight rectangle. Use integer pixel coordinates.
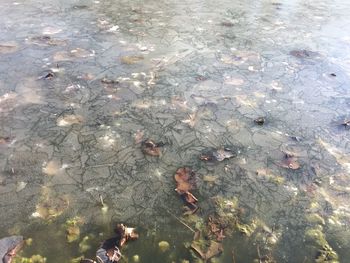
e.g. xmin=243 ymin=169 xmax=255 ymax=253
xmin=254 ymin=245 xmax=277 ymax=263
xmin=13 ymin=254 xmax=47 ymax=263
xmin=26 ymin=35 xmax=67 ymax=46
xmin=38 ymin=71 xmax=55 ymax=80
xmin=32 ymin=187 xmax=69 ymax=220
xmin=158 ymin=241 xmax=170 ymax=252
xmin=256 ymin=168 xmax=285 ymax=185
xmin=114 ymin=223 xmax=139 ymax=248
xmin=254 ymin=117 xmax=265 ymax=125
xmin=174 ymin=168 xmax=198 ymax=213
xmin=141 ymin=139 xmax=164 ymax=157
xmin=191 ymin=240 xmax=223 ymax=261
xmin=65 ymin=217 xmax=84 ymax=243
xmin=221 ymin=21 xmax=234 ymax=27
xmin=120 ymin=55 xmax=144 ymax=64
xmin=200 ymin=147 xmax=237 ymax=162
xmin=304 ymin=227 xmax=339 ymax=263
xmin=279 ymin=153 xmax=300 ymax=170
xmin=57 ymin=114 xmax=84 ymax=127
xmin=290 ymin=49 xmax=320 ymax=59
xmin=0 ymin=42 xmax=18 ymax=54
xmin=315 ymin=243 xmax=339 ymax=263
xmin=101 ymin=78 xmax=119 ymax=85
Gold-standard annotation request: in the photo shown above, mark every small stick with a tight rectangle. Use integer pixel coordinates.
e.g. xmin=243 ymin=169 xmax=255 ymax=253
xmin=257 ymin=245 xmax=262 ymax=263
xmin=232 ymin=248 xmax=236 ymax=263
xmin=166 ymin=210 xmax=195 ymax=233
xmin=99 ymin=194 xmax=105 ymax=206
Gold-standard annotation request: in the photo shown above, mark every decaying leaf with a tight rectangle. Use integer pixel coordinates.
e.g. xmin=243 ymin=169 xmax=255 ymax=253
xmin=203 ymin=175 xmax=219 ymax=183
xmin=290 ymin=49 xmax=320 ymax=59
xmin=32 ymin=187 xmax=69 ymax=220
xmin=158 ymin=241 xmax=170 ymax=252
xmin=141 ymin=139 xmax=164 ymax=156
xmin=26 ymin=35 xmax=67 ymax=46
xmin=0 ymin=42 xmax=18 ymax=54
xmin=114 ymin=223 xmax=139 ymax=247
xmin=175 ymin=167 xmax=196 ymax=193
xmin=279 ymin=154 xmax=300 ymax=170
xmin=221 ymin=21 xmax=234 ymax=27
xmin=200 ymin=148 xmax=237 ymax=162
xmin=182 ymin=113 xmax=197 ymax=128
xmin=53 ymin=48 xmax=94 ymax=61
xmin=65 ymin=217 xmax=84 ymax=243
xmin=101 ymin=78 xmax=119 ymax=84
xmin=191 ymin=240 xmax=223 ymax=260
xmin=120 ymin=55 xmax=144 ymax=64
xmin=174 ymin=168 xmax=198 ymax=212
xmin=57 ymin=115 xmax=83 ymax=126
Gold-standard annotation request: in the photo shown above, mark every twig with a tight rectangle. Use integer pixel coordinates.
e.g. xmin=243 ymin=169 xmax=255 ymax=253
xmin=232 ymin=248 xmax=236 ymax=263
xmin=257 ymin=245 xmax=262 ymax=263
xmin=99 ymin=194 xmax=105 ymax=206
xmin=166 ymin=210 xmax=195 ymax=233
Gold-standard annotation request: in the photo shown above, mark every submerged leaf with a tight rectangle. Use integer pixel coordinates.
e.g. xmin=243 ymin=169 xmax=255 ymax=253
xmin=0 ymin=42 xmax=18 ymax=54
xmin=279 ymin=156 xmax=300 ymax=170
xmin=290 ymin=49 xmax=320 ymax=59
xmin=200 ymin=148 xmax=236 ymax=162
xmin=57 ymin=115 xmax=83 ymax=126
xmin=174 ymin=167 xmax=196 ymax=193
xmin=141 ymin=139 xmax=163 ymax=156
xmin=121 ymin=55 xmax=144 ymax=64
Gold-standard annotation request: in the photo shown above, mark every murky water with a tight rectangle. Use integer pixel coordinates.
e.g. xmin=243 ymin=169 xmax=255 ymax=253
xmin=1 ymin=0 xmax=350 ymax=262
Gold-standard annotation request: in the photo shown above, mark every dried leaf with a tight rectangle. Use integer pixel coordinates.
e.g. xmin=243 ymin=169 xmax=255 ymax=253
xmin=0 ymin=42 xmax=18 ymax=54
xmin=174 ymin=167 xmax=196 ymax=193
xmin=121 ymin=55 xmax=144 ymax=64
xmin=141 ymin=139 xmax=163 ymax=156
xmin=57 ymin=115 xmax=83 ymax=126
xmin=290 ymin=49 xmax=320 ymax=59
xmin=280 ymin=156 xmax=300 ymax=170
xmin=200 ymin=148 xmax=236 ymax=162
xmin=205 ymin=241 xmax=223 ymax=260
xmin=190 ymin=243 xmax=206 ymax=259
xmin=203 ymin=175 xmax=219 ymax=183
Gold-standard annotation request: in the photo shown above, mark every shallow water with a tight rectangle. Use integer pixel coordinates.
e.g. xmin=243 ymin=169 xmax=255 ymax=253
xmin=1 ymin=0 xmax=350 ymax=262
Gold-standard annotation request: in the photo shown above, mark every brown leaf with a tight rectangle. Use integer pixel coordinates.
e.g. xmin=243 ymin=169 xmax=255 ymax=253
xmin=205 ymin=241 xmax=223 ymax=260
xmin=280 ymin=156 xmax=300 ymax=170
xmin=290 ymin=49 xmax=320 ymax=59
xmin=120 ymin=55 xmax=144 ymax=64
xmin=174 ymin=167 xmax=195 ymax=193
xmin=191 ymin=243 xmax=206 ymax=259
xmin=0 ymin=42 xmax=18 ymax=54
xmin=141 ymin=139 xmax=162 ymax=156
